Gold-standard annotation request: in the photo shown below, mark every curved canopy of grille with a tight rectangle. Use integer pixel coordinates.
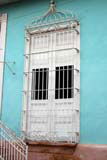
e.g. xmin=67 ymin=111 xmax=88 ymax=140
xmin=27 ymin=0 xmax=79 ymax=31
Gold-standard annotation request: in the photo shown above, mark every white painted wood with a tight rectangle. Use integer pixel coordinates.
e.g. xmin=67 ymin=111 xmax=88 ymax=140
xmin=22 ymin=31 xmax=31 ymax=137
xmin=28 ymin=32 xmax=52 ymax=140
xmin=52 ymin=25 xmax=80 ymax=142
xmin=23 ymin=23 xmax=80 ymax=143
xmin=0 ymin=14 xmax=7 ymax=115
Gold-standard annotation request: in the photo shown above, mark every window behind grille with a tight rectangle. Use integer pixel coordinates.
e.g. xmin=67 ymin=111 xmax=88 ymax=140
xmin=31 ymin=68 xmax=49 ymax=100
xmin=55 ymin=65 xmax=74 ymax=99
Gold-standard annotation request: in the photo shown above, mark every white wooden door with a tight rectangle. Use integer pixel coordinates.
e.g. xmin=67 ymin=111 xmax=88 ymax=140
xmin=52 ymin=28 xmax=80 ymax=142
xmin=27 ymin=31 xmax=54 ymax=140
xmin=25 ymin=25 xmax=80 ymax=142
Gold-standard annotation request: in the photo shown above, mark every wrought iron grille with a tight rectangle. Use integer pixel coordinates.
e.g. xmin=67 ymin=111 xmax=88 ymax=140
xmin=22 ymin=0 xmax=80 ymax=143
xmin=27 ymin=0 xmax=79 ymax=32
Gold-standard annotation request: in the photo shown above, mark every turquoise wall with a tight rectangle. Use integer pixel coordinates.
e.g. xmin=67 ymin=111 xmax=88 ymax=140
xmin=0 ymin=0 xmax=107 ymax=144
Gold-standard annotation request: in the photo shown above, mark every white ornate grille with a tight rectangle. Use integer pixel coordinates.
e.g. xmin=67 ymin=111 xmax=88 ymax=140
xmin=22 ymin=0 xmax=80 ymax=143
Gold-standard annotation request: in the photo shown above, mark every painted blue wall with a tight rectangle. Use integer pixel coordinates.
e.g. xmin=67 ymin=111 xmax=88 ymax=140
xmin=0 ymin=0 xmax=107 ymax=144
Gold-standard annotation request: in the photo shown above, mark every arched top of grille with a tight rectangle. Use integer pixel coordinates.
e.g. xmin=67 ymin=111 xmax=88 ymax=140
xmin=26 ymin=0 xmax=79 ymax=31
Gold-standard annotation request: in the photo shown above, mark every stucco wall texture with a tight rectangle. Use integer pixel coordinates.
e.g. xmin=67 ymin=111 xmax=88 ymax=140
xmin=0 ymin=0 xmax=107 ymax=144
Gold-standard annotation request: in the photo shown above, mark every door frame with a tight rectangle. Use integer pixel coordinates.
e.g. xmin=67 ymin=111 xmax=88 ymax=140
xmin=0 ymin=14 xmax=7 ymax=118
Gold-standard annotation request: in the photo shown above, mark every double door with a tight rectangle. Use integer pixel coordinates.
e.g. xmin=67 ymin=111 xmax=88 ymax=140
xmin=26 ymin=27 xmax=80 ymax=142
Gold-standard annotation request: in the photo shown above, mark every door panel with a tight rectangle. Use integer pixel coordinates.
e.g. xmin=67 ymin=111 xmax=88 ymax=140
xmin=27 ymin=33 xmax=52 ymax=139
xmin=52 ymin=29 xmax=79 ymax=141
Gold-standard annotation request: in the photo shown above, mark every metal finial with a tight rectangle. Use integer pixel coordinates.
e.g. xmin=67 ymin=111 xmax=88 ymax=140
xmin=50 ymin=0 xmax=55 ymax=5
xmin=49 ymin=0 xmax=56 ymax=13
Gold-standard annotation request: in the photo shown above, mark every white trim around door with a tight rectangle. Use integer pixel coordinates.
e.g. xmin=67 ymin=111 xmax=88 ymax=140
xmin=0 ymin=14 xmax=7 ymax=116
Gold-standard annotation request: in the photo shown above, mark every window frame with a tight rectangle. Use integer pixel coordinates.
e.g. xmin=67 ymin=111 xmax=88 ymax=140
xmin=31 ymin=67 xmax=49 ymax=101
xmin=31 ymin=65 xmax=75 ymax=101
xmin=55 ymin=65 xmax=74 ymax=100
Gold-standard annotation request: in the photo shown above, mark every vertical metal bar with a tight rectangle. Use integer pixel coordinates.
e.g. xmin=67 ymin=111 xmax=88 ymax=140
xmin=73 ymin=30 xmax=74 ymax=48
xmin=3 ymin=135 xmax=5 ymax=158
xmin=72 ymin=65 xmax=74 ymax=98
xmin=38 ymin=69 xmax=40 ymax=100
xmin=42 ymin=69 xmax=44 ymax=100
xmin=58 ymin=67 xmax=60 ymax=99
xmin=34 ymin=70 xmax=36 ymax=100
xmin=5 ymin=137 xmax=7 ymax=160
xmin=33 ymin=36 xmax=35 ymax=51
xmin=4 ymin=135 xmax=6 ymax=160
xmin=67 ymin=66 xmax=68 ymax=98
xmin=45 ymin=69 xmax=47 ymax=100
xmin=10 ymin=143 xmax=12 ymax=160
xmin=0 ymin=129 xmax=1 ymax=157
xmin=1 ymin=133 xmax=3 ymax=159
xmin=31 ymin=70 xmax=34 ymax=100
xmin=8 ymin=139 xmax=10 ymax=160
xmin=63 ymin=66 xmax=64 ymax=99
xmin=2 ymin=135 xmax=4 ymax=159
xmin=35 ymin=36 xmax=37 ymax=50
xmin=17 ymin=146 xmax=18 ymax=160
xmin=46 ymin=69 xmax=49 ymax=99
xmin=0 ymin=130 xmax=2 ymax=158
xmin=20 ymin=148 xmax=21 ymax=160
xmin=36 ymin=35 xmax=38 ymax=49
xmin=31 ymin=70 xmax=33 ymax=100
xmin=68 ymin=66 xmax=69 ymax=98
xmin=3 ymin=134 xmax=4 ymax=159
xmin=14 ymin=141 xmax=15 ymax=160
